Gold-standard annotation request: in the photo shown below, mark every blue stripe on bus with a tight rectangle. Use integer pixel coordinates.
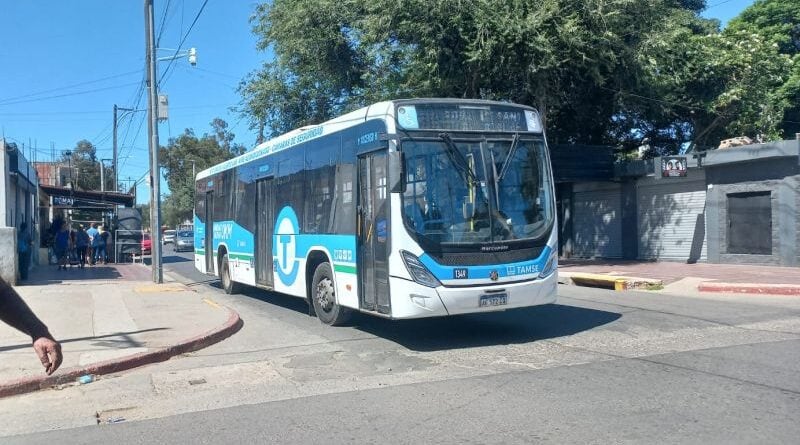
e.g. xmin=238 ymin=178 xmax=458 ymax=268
xmin=419 ymin=245 xmax=552 ymax=281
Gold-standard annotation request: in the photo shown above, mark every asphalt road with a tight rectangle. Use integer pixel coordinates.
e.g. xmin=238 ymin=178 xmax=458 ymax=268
xmin=3 ymin=251 xmax=800 ymax=443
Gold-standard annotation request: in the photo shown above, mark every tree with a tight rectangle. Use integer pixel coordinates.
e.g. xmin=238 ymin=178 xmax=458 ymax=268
xmin=238 ymin=0 xmax=712 ymax=148
xmin=60 ymin=140 xmax=112 ymax=191
xmin=636 ymin=5 xmax=794 ymax=150
xmin=726 ymin=0 xmax=800 ymax=137
xmin=159 ymin=119 xmax=245 ymax=225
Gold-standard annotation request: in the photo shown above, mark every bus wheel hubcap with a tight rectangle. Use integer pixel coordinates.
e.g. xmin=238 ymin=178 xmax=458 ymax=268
xmin=316 ymin=278 xmax=334 ymax=312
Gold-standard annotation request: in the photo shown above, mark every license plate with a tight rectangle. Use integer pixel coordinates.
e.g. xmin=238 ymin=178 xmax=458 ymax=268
xmin=479 ymin=293 xmax=508 ymax=308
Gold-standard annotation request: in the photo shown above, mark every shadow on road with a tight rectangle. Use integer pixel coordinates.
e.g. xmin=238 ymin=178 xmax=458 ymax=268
xmin=162 ymin=254 xmax=192 ymax=264
xmin=0 ymin=327 xmax=169 ymax=352
xmin=22 ymin=265 xmax=124 ymax=284
xmin=350 ymin=304 xmax=621 ymax=352
xmin=232 ymin=283 xmax=621 ymax=352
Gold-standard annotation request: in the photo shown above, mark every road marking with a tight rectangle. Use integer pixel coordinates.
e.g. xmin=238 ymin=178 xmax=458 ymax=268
xmin=203 ymin=298 xmax=221 ymax=309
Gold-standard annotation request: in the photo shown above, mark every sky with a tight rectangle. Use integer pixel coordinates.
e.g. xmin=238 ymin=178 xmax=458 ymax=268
xmin=0 ymin=0 xmax=755 ymax=203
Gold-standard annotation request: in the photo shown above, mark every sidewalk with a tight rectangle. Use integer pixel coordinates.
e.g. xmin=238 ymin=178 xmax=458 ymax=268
xmin=559 ymin=259 xmax=800 ymax=296
xmin=0 ymin=262 xmax=241 ymax=398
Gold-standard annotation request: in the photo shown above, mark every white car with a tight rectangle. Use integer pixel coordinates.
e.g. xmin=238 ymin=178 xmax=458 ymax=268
xmin=162 ymin=229 xmax=176 ymax=245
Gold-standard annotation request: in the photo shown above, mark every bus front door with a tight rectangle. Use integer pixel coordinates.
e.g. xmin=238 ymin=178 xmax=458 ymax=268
xmin=204 ymin=191 xmax=215 ymax=274
xmin=256 ymin=178 xmax=275 ymax=287
xmin=357 ymin=152 xmax=390 ymax=314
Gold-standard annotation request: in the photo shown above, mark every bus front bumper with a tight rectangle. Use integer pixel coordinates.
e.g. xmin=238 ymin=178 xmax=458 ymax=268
xmin=389 ymin=271 xmax=558 ymax=319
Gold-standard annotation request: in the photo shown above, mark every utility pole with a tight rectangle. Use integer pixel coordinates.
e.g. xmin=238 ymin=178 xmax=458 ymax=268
xmin=145 ymin=0 xmax=163 ymax=284
xmin=100 ymin=161 xmax=105 ymax=192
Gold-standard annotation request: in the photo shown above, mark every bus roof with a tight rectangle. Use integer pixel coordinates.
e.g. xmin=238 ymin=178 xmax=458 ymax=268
xmin=196 ymin=99 xmax=539 ymax=180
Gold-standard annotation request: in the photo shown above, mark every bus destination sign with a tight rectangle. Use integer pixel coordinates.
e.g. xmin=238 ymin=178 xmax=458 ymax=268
xmin=397 ymin=104 xmax=533 ymax=132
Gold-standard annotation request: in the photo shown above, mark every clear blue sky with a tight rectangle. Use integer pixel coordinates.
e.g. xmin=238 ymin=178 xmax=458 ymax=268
xmin=0 ymin=0 xmax=754 ymax=202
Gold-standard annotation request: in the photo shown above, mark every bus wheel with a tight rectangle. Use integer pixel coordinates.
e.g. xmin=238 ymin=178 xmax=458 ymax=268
xmin=220 ymin=253 xmax=241 ymax=295
xmin=311 ymin=262 xmax=350 ymax=326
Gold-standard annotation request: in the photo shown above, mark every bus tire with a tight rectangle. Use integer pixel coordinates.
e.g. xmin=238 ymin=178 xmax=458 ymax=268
xmin=220 ymin=253 xmax=241 ymax=295
xmin=311 ymin=262 xmax=350 ymax=326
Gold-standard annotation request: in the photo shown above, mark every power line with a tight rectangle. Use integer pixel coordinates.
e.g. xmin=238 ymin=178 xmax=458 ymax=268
xmin=156 ymin=0 xmax=173 ymax=47
xmin=0 ymin=81 xmax=141 ymax=107
xmin=0 ymin=70 xmax=141 ymax=105
xmin=158 ymin=0 xmax=209 ymax=87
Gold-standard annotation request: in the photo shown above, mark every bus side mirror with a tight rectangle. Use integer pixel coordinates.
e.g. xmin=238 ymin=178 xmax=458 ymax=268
xmin=388 ymin=151 xmax=405 ymax=193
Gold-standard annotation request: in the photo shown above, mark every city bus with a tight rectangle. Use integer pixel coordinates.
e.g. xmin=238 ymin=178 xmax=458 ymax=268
xmin=194 ymin=99 xmax=557 ymax=325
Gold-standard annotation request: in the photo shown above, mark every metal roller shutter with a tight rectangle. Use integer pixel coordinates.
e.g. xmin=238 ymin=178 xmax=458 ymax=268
xmin=637 ymin=180 xmax=707 ymax=261
xmin=572 ymin=184 xmax=623 ymax=258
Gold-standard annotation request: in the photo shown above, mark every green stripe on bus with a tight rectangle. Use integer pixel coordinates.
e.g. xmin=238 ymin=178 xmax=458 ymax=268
xmin=196 ymin=249 xmax=205 ymax=255
xmin=334 ymin=264 xmax=357 ymax=274
xmin=228 ymin=253 xmax=253 ymax=260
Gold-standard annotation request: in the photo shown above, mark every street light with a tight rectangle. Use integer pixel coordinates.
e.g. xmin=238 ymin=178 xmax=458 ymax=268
xmin=157 ymin=47 xmax=197 ymax=65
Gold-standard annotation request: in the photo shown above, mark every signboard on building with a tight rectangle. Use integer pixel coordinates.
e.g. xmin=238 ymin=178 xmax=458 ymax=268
xmin=660 ymin=156 xmax=688 ymax=178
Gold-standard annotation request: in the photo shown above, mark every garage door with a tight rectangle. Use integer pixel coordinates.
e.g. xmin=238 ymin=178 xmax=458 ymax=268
xmin=572 ymin=184 xmax=623 ymax=258
xmin=637 ymin=180 xmax=706 ymax=262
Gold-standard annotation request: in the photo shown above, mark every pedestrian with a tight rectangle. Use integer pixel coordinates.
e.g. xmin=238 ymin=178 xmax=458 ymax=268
xmin=0 ymin=275 xmax=63 ymax=375
xmin=54 ymin=222 xmax=70 ymax=270
xmin=95 ymin=225 xmax=108 ymax=265
xmin=99 ymin=226 xmax=111 ymax=264
xmin=17 ymin=222 xmax=32 ymax=281
xmin=68 ymin=227 xmax=77 ymax=268
xmin=75 ymin=224 xmax=90 ymax=268
xmin=87 ymin=223 xmax=99 ymax=266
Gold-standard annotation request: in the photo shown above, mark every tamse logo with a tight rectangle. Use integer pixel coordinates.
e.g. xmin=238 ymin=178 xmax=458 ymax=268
xmin=489 ymin=270 xmax=499 ymax=281
xmin=453 ymin=268 xmax=469 ymax=279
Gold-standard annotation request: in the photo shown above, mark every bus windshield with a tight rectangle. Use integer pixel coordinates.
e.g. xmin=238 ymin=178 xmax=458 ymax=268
xmin=401 ymin=135 xmax=553 ymax=246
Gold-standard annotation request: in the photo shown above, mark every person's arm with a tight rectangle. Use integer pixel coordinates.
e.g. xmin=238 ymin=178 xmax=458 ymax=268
xmin=0 ymin=277 xmax=62 ymax=374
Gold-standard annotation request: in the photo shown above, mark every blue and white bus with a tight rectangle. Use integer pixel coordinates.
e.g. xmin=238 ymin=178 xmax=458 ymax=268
xmin=194 ymin=99 xmax=557 ymax=325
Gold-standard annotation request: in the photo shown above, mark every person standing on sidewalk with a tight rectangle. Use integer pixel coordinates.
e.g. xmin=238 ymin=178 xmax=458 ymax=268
xmin=100 ymin=226 xmax=111 ymax=264
xmin=75 ymin=225 xmax=90 ymax=269
xmin=54 ymin=222 xmax=70 ymax=270
xmin=17 ymin=222 xmax=32 ymax=281
xmin=87 ymin=223 xmax=99 ymax=266
xmin=0 ymin=276 xmax=63 ymax=375
xmin=95 ymin=225 xmax=108 ymax=265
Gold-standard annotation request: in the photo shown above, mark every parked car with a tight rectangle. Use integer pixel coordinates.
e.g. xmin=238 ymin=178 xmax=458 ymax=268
xmin=174 ymin=230 xmax=194 ymax=252
xmin=162 ymin=229 xmax=176 ymax=245
xmin=141 ymin=233 xmax=152 ymax=255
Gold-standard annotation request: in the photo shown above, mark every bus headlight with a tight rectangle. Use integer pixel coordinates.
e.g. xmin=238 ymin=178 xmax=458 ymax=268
xmin=539 ymin=250 xmax=557 ymax=279
xmin=401 ymin=250 xmax=441 ymax=288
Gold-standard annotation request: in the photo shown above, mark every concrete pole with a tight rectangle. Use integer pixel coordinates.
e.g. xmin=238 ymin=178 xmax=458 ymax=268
xmin=145 ymin=0 xmax=163 ymax=283
xmin=100 ymin=160 xmax=105 ymax=192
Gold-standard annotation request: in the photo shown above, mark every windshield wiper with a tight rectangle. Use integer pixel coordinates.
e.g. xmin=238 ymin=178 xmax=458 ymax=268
xmin=496 ymin=133 xmax=520 ymax=183
xmin=438 ymin=133 xmax=479 ymax=186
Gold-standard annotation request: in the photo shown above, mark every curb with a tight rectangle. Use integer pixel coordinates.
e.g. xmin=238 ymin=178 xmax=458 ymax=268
xmin=697 ymin=283 xmax=800 ymax=296
xmin=559 ymin=272 xmax=663 ymax=291
xmin=0 ymin=308 xmax=243 ymax=399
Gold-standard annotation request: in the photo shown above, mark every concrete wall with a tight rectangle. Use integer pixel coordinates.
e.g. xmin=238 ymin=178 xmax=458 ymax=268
xmin=1 ymin=138 xmax=40 ymax=283
xmin=0 ymin=227 xmax=17 ymax=284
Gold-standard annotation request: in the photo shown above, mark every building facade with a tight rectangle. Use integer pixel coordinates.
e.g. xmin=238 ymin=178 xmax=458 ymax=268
xmin=558 ymin=139 xmax=800 ymax=266
xmin=1 ymin=138 xmax=40 ymax=283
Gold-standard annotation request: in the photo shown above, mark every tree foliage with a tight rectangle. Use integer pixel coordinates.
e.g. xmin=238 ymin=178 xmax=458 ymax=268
xmin=726 ymin=0 xmax=800 ymax=137
xmin=59 ymin=140 xmax=113 ymax=191
xmin=238 ymin=0 xmax=796 ymax=154
xmin=158 ymin=118 xmax=245 ymax=227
